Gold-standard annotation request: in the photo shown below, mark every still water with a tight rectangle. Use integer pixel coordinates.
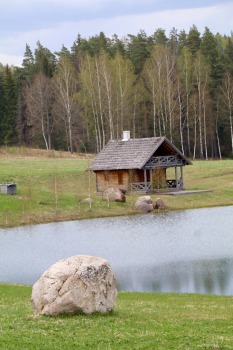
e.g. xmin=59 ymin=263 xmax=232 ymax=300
xmin=0 ymin=206 xmax=233 ymax=295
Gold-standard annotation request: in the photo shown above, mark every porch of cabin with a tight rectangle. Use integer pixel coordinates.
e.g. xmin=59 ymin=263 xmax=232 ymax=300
xmin=129 ymin=167 xmax=184 ymax=193
xmin=128 ymin=155 xmax=185 ymax=193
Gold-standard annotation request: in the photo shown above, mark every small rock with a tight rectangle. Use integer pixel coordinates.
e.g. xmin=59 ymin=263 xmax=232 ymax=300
xmin=154 ymin=197 xmax=166 ymax=209
xmin=135 ymin=196 xmax=154 ymax=213
xmin=102 ymin=188 xmax=126 ymax=202
xmin=80 ymin=198 xmax=95 ymax=204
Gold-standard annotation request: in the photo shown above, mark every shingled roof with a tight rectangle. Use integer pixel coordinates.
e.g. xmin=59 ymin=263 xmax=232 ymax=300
xmin=88 ymin=136 xmax=191 ymax=171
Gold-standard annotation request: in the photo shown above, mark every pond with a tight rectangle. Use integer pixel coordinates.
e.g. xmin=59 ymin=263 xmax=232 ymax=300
xmin=0 ymin=206 xmax=233 ymax=295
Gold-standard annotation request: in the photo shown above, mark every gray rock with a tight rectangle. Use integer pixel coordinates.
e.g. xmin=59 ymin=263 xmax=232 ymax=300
xmin=135 ymin=196 xmax=154 ymax=213
xmin=102 ymin=188 xmax=126 ymax=202
xmin=154 ymin=197 xmax=166 ymax=209
xmin=31 ymin=255 xmax=117 ymax=316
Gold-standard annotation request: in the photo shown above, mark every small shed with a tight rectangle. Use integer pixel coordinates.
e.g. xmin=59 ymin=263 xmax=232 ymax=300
xmin=0 ymin=183 xmax=17 ymax=195
xmin=88 ymin=133 xmax=192 ymax=194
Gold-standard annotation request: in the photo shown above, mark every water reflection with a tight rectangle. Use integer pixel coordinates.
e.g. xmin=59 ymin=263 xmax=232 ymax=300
xmin=0 ymin=206 xmax=233 ymax=295
xmin=118 ymin=258 xmax=233 ymax=295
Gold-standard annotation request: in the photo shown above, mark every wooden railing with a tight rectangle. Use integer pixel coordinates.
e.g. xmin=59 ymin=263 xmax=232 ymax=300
xmin=129 ymin=182 xmax=151 ymax=192
xmin=129 ymin=179 xmax=183 ymax=192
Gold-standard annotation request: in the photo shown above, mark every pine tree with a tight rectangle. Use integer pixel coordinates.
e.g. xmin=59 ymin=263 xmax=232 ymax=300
xmin=22 ymin=44 xmax=35 ymax=82
xmin=168 ymin=27 xmax=179 ymax=53
xmin=152 ymin=28 xmax=168 ymax=45
xmin=225 ymin=37 xmax=233 ymax=75
xmin=178 ymin=30 xmax=187 ymax=52
xmin=127 ymin=30 xmax=151 ymax=74
xmin=186 ymin=25 xmax=201 ymax=55
xmin=0 ymin=66 xmax=18 ymax=145
xmin=34 ymin=41 xmax=57 ymax=77
xmin=201 ymin=27 xmax=224 ymax=87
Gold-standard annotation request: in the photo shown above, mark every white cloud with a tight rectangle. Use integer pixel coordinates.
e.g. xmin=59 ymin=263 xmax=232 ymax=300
xmin=0 ymin=2 xmax=232 ymax=66
xmin=96 ymin=3 xmax=233 ymax=37
xmin=38 ymin=2 xmax=233 ymax=42
xmin=0 ymin=53 xmax=23 ymax=66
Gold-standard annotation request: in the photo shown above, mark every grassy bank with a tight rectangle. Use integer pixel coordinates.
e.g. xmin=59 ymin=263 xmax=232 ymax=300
xmin=0 ymin=283 xmax=233 ymax=349
xmin=0 ymin=147 xmax=233 ymax=227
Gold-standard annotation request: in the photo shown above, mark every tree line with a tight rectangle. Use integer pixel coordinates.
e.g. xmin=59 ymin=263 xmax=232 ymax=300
xmin=0 ymin=25 xmax=233 ymax=159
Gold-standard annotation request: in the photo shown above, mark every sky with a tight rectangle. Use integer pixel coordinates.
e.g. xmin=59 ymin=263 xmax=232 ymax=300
xmin=0 ymin=0 xmax=233 ymax=66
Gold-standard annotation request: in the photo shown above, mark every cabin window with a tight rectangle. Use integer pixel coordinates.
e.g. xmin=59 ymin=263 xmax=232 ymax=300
xmin=118 ymin=172 xmax=123 ymax=185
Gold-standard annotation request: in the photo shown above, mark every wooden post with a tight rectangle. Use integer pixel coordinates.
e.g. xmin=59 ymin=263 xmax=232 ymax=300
xmin=175 ymin=167 xmax=178 ymax=189
xmin=180 ymin=166 xmax=184 ymax=189
xmin=96 ymin=172 xmax=99 ymax=192
xmin=150 ymin=169 xmax=152 ymax=190
xmin=144 ymin=169 xmax=147 ymax=191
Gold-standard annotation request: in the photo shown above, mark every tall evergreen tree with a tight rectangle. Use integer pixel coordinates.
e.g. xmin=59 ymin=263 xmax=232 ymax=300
xmin=22 ymin=44 xmax=35 ymax=82
xmin=168 ymin=27 xmax=179 ymax=53
xmin=224 ymin=37 xmax=233 ymax=75
xmin=0 ymin=66 xmax=18 ymax=145
xmin=108 ymin=34 xmax=126 ymax=58
xmin=186 ymin=25 xmax=201 ymax=55
xmin=34 ymin=41 xmax=57 ymax=77
xmin=201 ymin=27 xmax=224 ymax=87
xmin=56 ymin=45 xmax=72 ymax=59
xmin=127 ymin=30 xmax=151 ymax=74
xmin=87 ymin=32 xmax=111 ymax=56
xmin=152 ymin=28 xmax=168 ymax=45
xmin=178 ymin=30 xmax=187 ymax=52
xmin=71 ymin=34 xmax=90 ymax=56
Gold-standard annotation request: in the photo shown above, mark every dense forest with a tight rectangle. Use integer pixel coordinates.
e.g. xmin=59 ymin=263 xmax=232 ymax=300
xmin=0 ymin=25 xmax=233 ymax=158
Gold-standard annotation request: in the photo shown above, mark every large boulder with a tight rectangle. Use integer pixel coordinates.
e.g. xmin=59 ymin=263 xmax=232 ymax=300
xmin=31 ymin=255 xmax=117 ymax=316
xmin=102 ymin=188 xmax=126 ymax=202
xmin=135 ymin=196 xmax=154 ymax=213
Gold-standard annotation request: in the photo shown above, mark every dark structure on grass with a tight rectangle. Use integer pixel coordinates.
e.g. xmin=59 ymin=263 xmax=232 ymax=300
xmin=88 ymin=132 xmax=192 ymax=194
xmin=0 ymin=183 xmax=17 ymax=195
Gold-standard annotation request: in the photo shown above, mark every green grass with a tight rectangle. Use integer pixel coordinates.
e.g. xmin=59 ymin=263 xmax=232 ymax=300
xmin=0 ymin=284 xmax=233 ymax=349
xmin=0 ymin=148 xmax=233 ymax=227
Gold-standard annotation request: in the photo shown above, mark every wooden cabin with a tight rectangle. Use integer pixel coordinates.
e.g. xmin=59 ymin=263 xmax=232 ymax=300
xmin=88 ymin=132 xmax=192 ymax=193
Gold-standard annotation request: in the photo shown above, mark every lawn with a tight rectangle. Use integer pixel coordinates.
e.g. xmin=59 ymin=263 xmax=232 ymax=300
xmin=0 ymin=284 xmax=233 ymax=350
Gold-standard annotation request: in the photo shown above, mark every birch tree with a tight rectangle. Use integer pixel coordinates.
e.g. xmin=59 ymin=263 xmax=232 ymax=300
xmin=143 ymin=44 xmax=177 ymax=139
xmin=79 ymin=53 xmax=105 ymax=152
xmin=98 ymin=51 xmax=114 ymax=140
xmin=193 ymin=51 xmax=211 ymax=159
xmin=111 ymin=52 xmax=137 ymax=138
xmin=54 ymin=56 xmax=78 ymax=153
xmin=25 ymin=73 xmax=54 ymax=150
xmin=177 ymin=47 xmax=193 ymax=155
xmin=143 ymin=47 xmax=161 ymax=136
xmin=164 ymin=45 xmax=177 ymax=142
